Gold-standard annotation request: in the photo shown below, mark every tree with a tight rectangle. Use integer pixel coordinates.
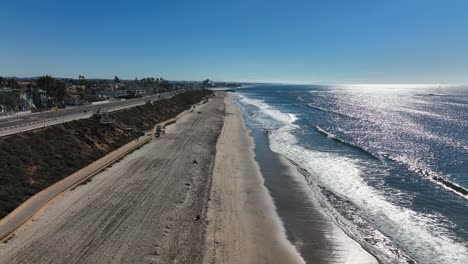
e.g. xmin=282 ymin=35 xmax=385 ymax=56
xmin=37 ymin=75 xmax=65 ymax=99
xmin=114 ymin=76 xmax=120 ymax=83
xmin=6 ymin=79 xmax=19 ymax=89
xmin=78 ymin=75 xmax=88 ymax=87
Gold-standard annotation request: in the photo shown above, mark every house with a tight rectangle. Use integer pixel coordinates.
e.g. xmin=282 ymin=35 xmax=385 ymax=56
xmin=18 ymin=88 xmax=35 ymax=110
xmin=64 ymin=94 xmax=84 ymax=106
xmin=0 ymin=88 xmax=45 ymax=112
xmin=17 ymin=81 xmax=36 ymax=88
xmin=0 ymin=88 xmax=18 ymax=112
xmin=84 ymin=94 xmax=109 ymax=103
xmin=32 ymin=89 xmax=48 ymax=109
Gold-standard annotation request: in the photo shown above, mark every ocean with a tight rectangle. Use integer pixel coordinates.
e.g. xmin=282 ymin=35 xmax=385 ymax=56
xmin=235 ymin=84 xmax=468 ymax=264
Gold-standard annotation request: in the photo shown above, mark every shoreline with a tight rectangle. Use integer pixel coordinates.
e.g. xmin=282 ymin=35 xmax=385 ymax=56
xmin=0 ymin=91 xmax=382 ymax=263
xmin=204 ymin=93 xmax=305 ymax=264
xmin=236 ymin=94 xmax=380 ymax=264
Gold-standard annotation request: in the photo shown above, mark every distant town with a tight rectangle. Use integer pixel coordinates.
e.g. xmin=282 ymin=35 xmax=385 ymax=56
xmin=0 ymin=75 xmax=240 ymax=114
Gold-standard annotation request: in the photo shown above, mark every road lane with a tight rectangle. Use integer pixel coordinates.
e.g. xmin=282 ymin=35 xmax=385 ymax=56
xmin=0 ymin=91 xmax=177 ymax=137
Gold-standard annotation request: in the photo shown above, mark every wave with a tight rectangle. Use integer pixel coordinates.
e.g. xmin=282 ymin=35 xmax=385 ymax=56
xmin=237 ymin=95 xmax=468 ymax=264
xmin=237 ymin=94 xmax=298 ymax=124
xmin=313 ymin=126 xmax=381 ymax=160
xmin=315 ymin=126 xmax=468 ymax=199
xmin=306 ymin=103 xmax=360 ymax=121
xmin=269 ymin=126 xmax=468 ymax=264
xmin=388 ymin=155 xmax=468 ymax=199
xmin=432 ymin=176 xmax=468 ymax=197
xmin=317 ymin=127 xmax=468 ymax=197
xmin=307 ymin=102 xmax=468 ymax=153
xmin=280 ymin=155 xmax=414 ymax=264
xmin=315 ymin=125 xmax=468 ymax=199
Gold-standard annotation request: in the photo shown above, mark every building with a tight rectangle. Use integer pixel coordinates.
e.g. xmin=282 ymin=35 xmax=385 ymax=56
xmin=17 ymin=81 xmax=36 ymax=88
xmin=0 ymin=88 xmax=49 ymax=112
xmin=84 ymin=94 xmax=109 ymax=103
xmin=64 ymin=94 xmax=84 ymax=106
xmin=32 ymin=89 xmax=48 ymax=109
xmin=0 ymin=88 xmax=18 ymax=112
xmin=18 ymin=89 xmax=36 ymax=110
xmin=202 ymin=79 xmax=215 ymax=87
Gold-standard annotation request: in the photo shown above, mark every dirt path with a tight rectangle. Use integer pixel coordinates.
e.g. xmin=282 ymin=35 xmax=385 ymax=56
xmin=203 ymin=94 xmax=305 ymax=264
xmin=0 ymin=94 xmax=225 ymax=264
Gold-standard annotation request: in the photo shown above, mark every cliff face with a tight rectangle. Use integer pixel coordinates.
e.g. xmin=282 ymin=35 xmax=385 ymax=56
xmin=0 ymin=90 xmax=213 ymax=218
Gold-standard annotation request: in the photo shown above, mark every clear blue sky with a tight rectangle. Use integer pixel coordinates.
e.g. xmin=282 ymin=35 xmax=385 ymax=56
xmin=2 ymin=0 xmax=468 ymax=83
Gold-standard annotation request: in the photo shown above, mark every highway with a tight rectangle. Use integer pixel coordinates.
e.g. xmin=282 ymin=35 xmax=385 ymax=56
xmin=0 ymin=92 xmax=174 ymax=137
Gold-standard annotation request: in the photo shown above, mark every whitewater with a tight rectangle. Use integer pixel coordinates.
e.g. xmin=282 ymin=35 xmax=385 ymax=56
xmin=237 ymin=85 xmax=468 ymax=264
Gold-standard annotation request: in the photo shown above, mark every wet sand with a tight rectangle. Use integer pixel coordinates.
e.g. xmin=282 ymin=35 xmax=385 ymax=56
xmin=204 ymin=93 xmax=305 ymax=264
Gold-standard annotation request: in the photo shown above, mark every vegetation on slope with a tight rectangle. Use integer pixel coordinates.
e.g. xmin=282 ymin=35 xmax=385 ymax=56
xmin=111 ymin=90 xmax=212 ymax=131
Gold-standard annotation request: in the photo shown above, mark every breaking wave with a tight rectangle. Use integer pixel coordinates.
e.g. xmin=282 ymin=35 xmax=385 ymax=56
xmin=313 ymin=126 xmax=381 ymax=160
xmin=237 ymin=94 xmax=298 ymax=124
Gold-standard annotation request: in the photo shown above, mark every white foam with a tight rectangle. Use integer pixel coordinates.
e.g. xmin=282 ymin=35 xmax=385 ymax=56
xmin=237 ymin=94 xmax=298 ymax=124
xmin=238 ymin=95 xmax=468 ymax=264
xmin=271 ymin=128 xmax=468 ymax=264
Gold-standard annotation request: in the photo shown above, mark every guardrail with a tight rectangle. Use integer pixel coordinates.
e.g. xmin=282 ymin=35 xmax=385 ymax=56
xmin=0 ymin=102 xmax=147 ymax=136
xmin=0 ymin=92 xmax=178 ymax=138
xmin=0 ymin=112 xmax=94 ymax=137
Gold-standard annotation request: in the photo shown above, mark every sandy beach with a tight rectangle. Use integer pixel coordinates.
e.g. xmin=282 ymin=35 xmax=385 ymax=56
xmin=0 ymin=92 xmax=305 ymax=264
xmin=203 ymin=93 xmax=305 ymax=264
xmin=0 ymin=94 xmax=225 ymax=263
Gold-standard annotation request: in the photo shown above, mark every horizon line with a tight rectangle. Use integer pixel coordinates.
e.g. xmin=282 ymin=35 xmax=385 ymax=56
xmin=1 ymin=75 xmax=467 ymax=87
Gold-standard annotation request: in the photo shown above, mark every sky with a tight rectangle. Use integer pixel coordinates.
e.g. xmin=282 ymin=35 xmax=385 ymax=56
xmin=1 ymin=0 xmax=468 ymax=84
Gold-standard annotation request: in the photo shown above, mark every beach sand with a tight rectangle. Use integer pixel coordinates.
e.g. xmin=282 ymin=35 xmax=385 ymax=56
xmin=0 ymin=94 xmax=225 ymax=264
xmin=203 ymin=93 xmax=305 ymax=264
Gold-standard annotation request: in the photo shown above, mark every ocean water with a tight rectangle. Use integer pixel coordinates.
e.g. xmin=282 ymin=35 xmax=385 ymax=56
xmin=235 ymin=84 xmax=468 ymax=264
